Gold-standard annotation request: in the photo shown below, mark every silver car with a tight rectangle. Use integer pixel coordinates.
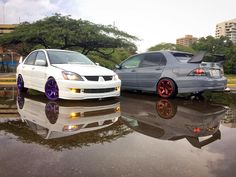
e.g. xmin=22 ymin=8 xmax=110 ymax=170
xmin=115 ymin=51 xmax=227 ymax=98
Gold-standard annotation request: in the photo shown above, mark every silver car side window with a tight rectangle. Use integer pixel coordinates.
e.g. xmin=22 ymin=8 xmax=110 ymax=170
xmin=121 ymin=55 xmax=144 ymax=69
xmin=140 ymin=53 xmax=166 ymax=67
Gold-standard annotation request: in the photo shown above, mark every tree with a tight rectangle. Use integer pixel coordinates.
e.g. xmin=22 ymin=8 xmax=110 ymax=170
xmin=0 ymin=14 xmax=138 ymax=57
xmin=148 ymin=43 xmax=195 ymax=53
xmin=88 ymin=48 xmax=136 ymax=69
xmin=192 ymin=36 xmax=236 ymax=74
xmin=191 ymin=36 xmax=233 ymax=54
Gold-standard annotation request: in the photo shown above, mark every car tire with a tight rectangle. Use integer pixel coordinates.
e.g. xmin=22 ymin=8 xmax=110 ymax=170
xmin=45 ymin=78 xmax=59 ymax=101
xmin=17 ymin=75 xmax=28 ymax=93
xmin=156 ymin=99 xmax=177 ymax=119
xmin=17 ymin=91 xmax=25 ymax=109
xmin=157 ymin=78 xmax=177 ymax=98
xmin=45 ymin=101 xmax=59 ymax=124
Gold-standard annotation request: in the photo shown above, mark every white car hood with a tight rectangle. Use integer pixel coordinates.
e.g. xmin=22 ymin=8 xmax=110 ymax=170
xmin=52 ymin=64 xmax=115 ymax=76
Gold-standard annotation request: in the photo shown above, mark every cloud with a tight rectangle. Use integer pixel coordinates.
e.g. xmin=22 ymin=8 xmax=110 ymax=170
xmin=0 ymin=0 xmax=59 ymax=23
xmin=0 ymin=0 xmax=236 ymax=51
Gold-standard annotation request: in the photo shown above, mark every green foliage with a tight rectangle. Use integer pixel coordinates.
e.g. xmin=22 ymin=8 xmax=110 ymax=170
xmin=192 ymin=36 xmax=236 ymax=74
xmin=88 ymin=48 xmax=136 ymax=69
xmin=148 ymin=43 xmax=195 ymax=53
xmin=192 ymin=36 xmax=233 ymax=54
xmin=0 ymin=14 xmax=138 ymax=57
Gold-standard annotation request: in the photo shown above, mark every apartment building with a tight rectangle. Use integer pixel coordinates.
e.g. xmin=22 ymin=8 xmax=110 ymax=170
xmin=176 ymin=35 xmax=197 ymax=47
xmin=0 ymin=24 xmax=17 ymax=35
xmin=215 ymin=18 xmax=236 ymax=44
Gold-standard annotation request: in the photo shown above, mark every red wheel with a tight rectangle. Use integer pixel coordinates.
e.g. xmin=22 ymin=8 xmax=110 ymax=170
xmin=157 ymin=78 xmax=176 ymax=98
xmin=156 ymin=99 xmax=177 ymax=119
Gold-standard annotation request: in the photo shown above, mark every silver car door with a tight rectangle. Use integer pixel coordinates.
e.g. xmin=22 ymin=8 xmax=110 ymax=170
xmin=137 ymin=53 xmax=167 ymax=90
xmin=116 ymin=54 xmax=144 ymax=89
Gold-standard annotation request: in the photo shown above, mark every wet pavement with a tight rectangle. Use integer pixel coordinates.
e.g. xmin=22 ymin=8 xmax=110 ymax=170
xmin=0 ymin=87 xmax=236 ymax=177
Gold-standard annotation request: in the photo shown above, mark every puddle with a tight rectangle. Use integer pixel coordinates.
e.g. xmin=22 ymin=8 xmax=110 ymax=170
xmin=0 ymin=88 xmax=236 ymax=177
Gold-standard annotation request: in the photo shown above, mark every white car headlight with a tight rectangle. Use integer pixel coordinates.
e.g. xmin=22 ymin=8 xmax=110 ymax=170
xmin=113 ymin=74 xmax=119 ymax=81
xmin=62 ymin=71 xmax=84 ymax=81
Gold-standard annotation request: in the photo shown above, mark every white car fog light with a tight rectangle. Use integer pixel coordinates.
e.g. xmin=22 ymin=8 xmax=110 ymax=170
xmin=69 ymin=88 xmax=81 ymax=93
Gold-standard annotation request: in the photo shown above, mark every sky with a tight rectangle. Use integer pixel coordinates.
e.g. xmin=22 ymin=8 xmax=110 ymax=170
xmin=0 ymin=0 xmax=236 ymax=51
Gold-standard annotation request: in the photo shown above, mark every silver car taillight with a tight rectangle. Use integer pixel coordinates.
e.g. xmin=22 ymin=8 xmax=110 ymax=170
xmin=188 ymin=68 xmax=206 ymax=76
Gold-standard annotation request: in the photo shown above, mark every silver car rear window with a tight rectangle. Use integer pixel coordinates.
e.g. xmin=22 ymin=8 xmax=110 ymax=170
xmin=171 ymin=52 xmax=193 ymax=63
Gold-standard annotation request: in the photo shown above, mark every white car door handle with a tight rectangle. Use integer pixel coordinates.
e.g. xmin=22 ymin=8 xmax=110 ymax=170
xmin=32 ymin=67 xmax=35 ymax=70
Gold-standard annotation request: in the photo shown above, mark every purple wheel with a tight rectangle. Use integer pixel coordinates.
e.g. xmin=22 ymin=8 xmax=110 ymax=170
xmin=157 ymin=78 xmax=176 ymax=98
xmin=17 ymin=75 xmax=28 ymax=92
xmin=17 ymin=92 xmax=25 ymax=109
xmin=45 ymin=101 xmax=59 ymax=124
xmin=45 ymin=78 xmax=59 ymax=101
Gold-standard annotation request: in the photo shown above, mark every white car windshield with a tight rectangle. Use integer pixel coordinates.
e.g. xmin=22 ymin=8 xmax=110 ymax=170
xmin=47 ymin=51 xmax=95 ymax=65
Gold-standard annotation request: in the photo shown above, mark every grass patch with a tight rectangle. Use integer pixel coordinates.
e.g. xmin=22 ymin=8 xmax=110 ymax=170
xmin=226 ymin=74 xmax=236 ymax=86
xmin=226 ymin=74 xmax=236 ymax=79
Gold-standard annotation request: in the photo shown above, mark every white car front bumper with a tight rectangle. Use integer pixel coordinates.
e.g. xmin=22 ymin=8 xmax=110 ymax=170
xmin=57 ymin=79 xmax=121 ymax=100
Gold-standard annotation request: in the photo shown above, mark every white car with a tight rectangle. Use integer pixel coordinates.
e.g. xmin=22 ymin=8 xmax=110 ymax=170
xmin=16 ymin=49 xmax=121 ymax=100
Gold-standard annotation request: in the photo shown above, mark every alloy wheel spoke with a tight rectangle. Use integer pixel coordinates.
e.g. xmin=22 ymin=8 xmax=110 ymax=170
xmin=165 ymin=89 xmax=169 ymax=95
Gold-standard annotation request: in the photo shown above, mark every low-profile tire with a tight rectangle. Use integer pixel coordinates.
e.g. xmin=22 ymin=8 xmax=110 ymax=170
xmin=45 ymin=78 xmax=59 ymax=101
xmin=17 ymin=75 xmax=28 ymax=93
xmin=157 ymin=78 xmax=177 ymax=98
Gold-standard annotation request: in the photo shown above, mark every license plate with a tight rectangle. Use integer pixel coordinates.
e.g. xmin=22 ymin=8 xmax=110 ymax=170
xmin=210 ymin=69 xmax=220 ymax=77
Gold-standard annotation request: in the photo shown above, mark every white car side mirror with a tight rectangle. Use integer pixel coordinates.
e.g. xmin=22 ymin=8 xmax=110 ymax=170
xmin=35 ymin=59 xmax=47 ymax=66
xmin=95 ymin=62 xmax=100 ymax=66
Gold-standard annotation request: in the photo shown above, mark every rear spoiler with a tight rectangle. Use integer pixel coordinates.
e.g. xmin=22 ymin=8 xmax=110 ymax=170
xmin=187 ymin=51 xmax=205 ymax=63
xmin=188 ymin=52 xmax=226 ymax=64
xmin=212 ymin=54 xmax=226 ymax=64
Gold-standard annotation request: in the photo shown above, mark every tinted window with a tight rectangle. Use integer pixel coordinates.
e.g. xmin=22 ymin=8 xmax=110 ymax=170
xmin=24 ymin=52 xmax=37 ymax=65
xmin=121 ymin=54 xmax=144 ymax=69
xmin=35 ymin=51 xmax=47 ymax=66
xmin=140 ymin=53 xmax=166 ymax=67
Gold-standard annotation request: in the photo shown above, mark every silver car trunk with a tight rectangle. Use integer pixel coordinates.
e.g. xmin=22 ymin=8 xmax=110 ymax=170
xmin=200 ymin=62 xmax=224 ymax=78
xmin=186 ymin=52 xmax=225 ymax=78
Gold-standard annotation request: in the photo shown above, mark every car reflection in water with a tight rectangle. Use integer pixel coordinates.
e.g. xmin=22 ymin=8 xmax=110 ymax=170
xmin=17 ymin=93 xmax=121 ymax=139
xmin=120 ymin=93 xmax=227 ymax=149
